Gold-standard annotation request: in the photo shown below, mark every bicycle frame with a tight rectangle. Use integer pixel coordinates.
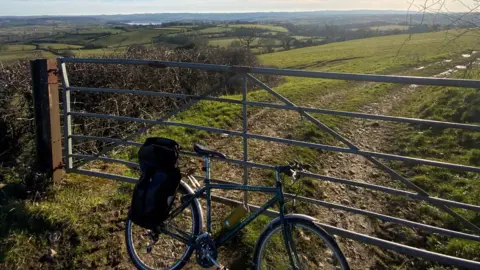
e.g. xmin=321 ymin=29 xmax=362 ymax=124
xmin=165 ymin=156 xmax=289 ymax=247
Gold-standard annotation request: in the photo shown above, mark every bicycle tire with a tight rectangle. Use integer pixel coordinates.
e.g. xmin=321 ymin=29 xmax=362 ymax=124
xmin=125 ymin=182 xmax=202 ymax=270
xmin=253 ymin=215 xmax=350 ymax=270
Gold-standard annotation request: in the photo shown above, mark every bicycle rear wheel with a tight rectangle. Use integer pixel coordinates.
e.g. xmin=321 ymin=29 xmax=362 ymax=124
xmin=253 ymin=216 xmax=349 ymax=270
xmin=125 ymin=182 xmax=202 ymax=270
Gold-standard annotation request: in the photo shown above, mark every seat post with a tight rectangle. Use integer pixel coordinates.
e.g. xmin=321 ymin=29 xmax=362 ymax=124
xmin=204 ymin=156 xmax=211 ymax=183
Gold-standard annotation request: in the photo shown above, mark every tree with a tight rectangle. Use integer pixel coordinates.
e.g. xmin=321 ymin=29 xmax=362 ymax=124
xmin=258 ymin=38 xmax=276 ymax=53
xmin=62 ymin=50 xmax=76 ymax=58
xmin=234 ymin=27 xmax=261 ymax=50
xmin=276 ymin=33 xmax=296 ymax=51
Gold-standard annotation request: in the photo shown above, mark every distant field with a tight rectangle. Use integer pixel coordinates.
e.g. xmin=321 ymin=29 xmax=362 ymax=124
xmin=209 ymin=37 xmax=284 ymax=48
xmin=208 ymin=37 xmax=237 ymax=47
xmin=0 ymin=25 xmax=73 ymax=35
xmin=0 ymin=50 xmax=56 ymax=62
xmin=92 ymin=29 xmax=178 ymax=47
xmin=78 ymin=28 xmax=125 ymax=34
xmin=155 ymin=27 xmax=188 ymax=32
xmin=371 ymin=25 xmax=410 ymax=31
xmin=3 ymin=44 xmax=36 ymax=51
xmin=38 ymin=43 xmax=83 ymax=49
xmin=227 ymin=24 xmax=289 ymax=32
xmin=72 ymin=47 xmax=125 ymax=57
xmin=259 ymin=30 xmax=478 ymax=72
xmin=198 ymin=27 xmax=231 ymax=34
xmin=50 ymin=33 xmax=105 ymax=45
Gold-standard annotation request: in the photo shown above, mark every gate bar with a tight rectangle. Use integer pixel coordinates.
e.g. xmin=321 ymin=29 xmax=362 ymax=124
xmin=319 ymin=223 xmax=480 ymax=269
xmin=61 ymin=58 xmax=480 ymax=88
xmin=72 ymin=75 xmax=240 ymax=169
xmin=209 ymin=178 xmax=480 ymax=242
xmin=68 ymin=150 xmax=480 ymax=212
xmin=68 ymin=112 xmax=480 ymax=173
xmin=58 ymin=61 xmax=73 ymax=169
xmin=248 ymin=74 xmax=480 ymax=233
xmin=69 ymin=86 xmax=480 ymax=132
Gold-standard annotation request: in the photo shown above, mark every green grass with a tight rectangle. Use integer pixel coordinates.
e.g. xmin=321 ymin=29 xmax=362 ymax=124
xmin=371 ymin=25 xmax=410 ymax=31
xmin=91 ymin=29 xmax=174 ymax=47
xmin=78 ymin=28 xmax=125 ymax=34
xmin=208 ymin=37 xmax=237 ymax=47
xmin=50 ymin=34 xmax=105 ymax=45
xmin=259 ymin=30 xmax=477 ymax=72
xmin=390 ymin=70 xmax=480 ymax=261
xmin=0 ymin=25 xmax=73 ymax=35
xmin=38 ymin=43 xmax=83 ymax=50
xmin=209 ymin=37 xmax=282 ymax=48
xmin=2 ymin=44 xmax=36 ymax=51
xmin=73 ymin=47 xmax=124 ymax=57
xmin=0 ymin=50 xmax=55 ymax=62
xmin=227 ymin=24 xmax=289 ymax=33
xmin=198 ymin=27 xmax=232 ymax=34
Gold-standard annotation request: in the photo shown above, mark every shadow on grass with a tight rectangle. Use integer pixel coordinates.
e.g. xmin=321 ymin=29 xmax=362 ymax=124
xmin=0 ymin=180 xmax=80 ymax=269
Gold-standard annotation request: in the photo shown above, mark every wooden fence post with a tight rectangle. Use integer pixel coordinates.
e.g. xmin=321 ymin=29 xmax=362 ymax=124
xmin=31 ymin=59 xmax=63 ymax=182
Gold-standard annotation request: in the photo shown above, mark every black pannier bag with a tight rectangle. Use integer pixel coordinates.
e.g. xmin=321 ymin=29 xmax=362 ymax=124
xmin=128 ymin=138 xmax=182 ymax=230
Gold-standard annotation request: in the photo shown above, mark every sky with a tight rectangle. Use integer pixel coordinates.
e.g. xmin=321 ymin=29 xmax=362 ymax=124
xmin=0 ymin=0 xmax=478 ymax=16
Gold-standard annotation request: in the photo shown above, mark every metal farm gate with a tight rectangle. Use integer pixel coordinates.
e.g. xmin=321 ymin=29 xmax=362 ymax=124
xmin=31 ymin=58 xmax=480 ymax=268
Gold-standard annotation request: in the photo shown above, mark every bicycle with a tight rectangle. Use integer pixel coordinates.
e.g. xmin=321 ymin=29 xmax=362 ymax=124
xmin=126 ymin=144 xmax=350 ymax=270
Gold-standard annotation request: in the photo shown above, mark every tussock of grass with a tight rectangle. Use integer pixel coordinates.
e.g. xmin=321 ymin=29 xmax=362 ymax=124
xmin=390 ymin=70 xmax=480 ymax=261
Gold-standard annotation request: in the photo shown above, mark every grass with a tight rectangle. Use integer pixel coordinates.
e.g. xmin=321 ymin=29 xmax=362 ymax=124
xmin=389 ymin=70 xmax=480 ymax=261
xmin=38 ymin=43 xmax=83 ymax=49
xmin=49 ymin=34 xmax=106 ymax=45
xmin=91 ymin=29 xmax=174 ymax=47
xmin=72 ymin=47 xmax=124 ymax=57
xmin=227 ymin=24 xmax=289 ymax=33
xmin=198 ymin=27 xmax=232 ymax=34
xmin=78 ymin=28 xmax=125 ymax=34
xmin=372 ymin=25 xmax=410 ymax=31
xmin=2 ymin=44 xmax=36 ymax=51
xmin=208 ymin=37 xmax=282 ymax=47
xmin=0 ymin=50 xmax=55 ymax=63
xmin=208 ymin=37 xmax=237 ymax=47
xmin=259 ymin=30 xmax=478 ymax=71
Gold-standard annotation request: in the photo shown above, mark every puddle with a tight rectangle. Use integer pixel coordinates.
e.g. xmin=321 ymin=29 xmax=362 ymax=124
xmin=415 ymin=66 xmax=425 ymax=70
xmin=462 ymin=54 xmax=471 ymax=58
xmin=456 ymin=65 xmax=467 ymax=70
xmin=444 ymin=59 xmax=452 ymax=63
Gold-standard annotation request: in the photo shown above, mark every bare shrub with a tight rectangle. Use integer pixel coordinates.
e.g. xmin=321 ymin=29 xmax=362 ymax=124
xmin=1 ymin=46 xmax=281 ymax=167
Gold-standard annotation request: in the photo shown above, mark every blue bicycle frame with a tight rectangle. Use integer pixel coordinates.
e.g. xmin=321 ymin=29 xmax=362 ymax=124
xmin=164 ymin=156 xmax=298 ymax=266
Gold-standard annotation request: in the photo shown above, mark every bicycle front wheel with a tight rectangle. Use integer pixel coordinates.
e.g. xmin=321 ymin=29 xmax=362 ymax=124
xmin=125 ymin=182 xmax=202 ymax=270
xmin=253 ymin=216 xmax=349 ymax=270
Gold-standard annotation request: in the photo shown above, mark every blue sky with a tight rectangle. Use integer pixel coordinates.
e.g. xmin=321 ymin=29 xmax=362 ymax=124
xmin=0 ymin=0 xmax=477 ymax=16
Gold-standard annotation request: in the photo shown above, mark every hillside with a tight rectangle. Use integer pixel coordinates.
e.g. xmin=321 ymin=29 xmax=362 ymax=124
xmin=1 ymin=30 xmax=479 ymax=269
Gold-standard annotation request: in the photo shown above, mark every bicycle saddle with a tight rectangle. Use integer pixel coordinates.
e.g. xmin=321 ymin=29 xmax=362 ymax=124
xmin=194 ymin=144 xmax=227 ymax=159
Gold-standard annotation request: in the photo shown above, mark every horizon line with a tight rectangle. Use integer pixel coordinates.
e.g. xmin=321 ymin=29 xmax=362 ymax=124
xmin=0 ymin=9 xmax=435 ymax=18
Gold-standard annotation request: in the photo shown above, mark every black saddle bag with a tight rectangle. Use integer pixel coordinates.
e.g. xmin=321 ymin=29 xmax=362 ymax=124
xmin=128 ymin=138 xmax=182 ymax=230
